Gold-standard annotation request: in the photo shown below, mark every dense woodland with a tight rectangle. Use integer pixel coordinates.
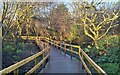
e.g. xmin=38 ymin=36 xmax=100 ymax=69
xmin=0 ymin=1 xmax=120 ymax=74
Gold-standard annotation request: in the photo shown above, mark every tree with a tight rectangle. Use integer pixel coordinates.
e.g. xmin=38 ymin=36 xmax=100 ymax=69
xmin=49 ymin=3 xmax=70 ymax=41
xmin=73 ymin=1 xmax=120 ymax=49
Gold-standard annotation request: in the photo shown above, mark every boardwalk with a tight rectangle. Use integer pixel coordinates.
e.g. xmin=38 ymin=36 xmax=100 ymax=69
xmin=40 ymin=47 xmax=85 ymax=73
xmin=0 ymin=37 xmax=106 ymax=75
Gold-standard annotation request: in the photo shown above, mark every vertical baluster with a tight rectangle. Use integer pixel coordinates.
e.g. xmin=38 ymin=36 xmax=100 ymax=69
xmin=60 ymin=43 xmax=62 ymax=52
xmin=54 ymin=41 xmax=55 ymax=47
xmin=57 ymin=42 xmax=58 ymax=48
xmin=55 ymin=42 xmax=57 ymax=48
xmin=34 ymin=58 xmax=37 ymax=74
xmin=56 ymin=42 xmax=57 ymax=48
xmin=49 ymin=38 xmax=51 ymax=45
xmin=42 ymin=52 xmax=45 ymax=68
xmin=82 ymin=52 xmax=85 ymax=69
xmin=51 ymin=40 xmax=52 ymax=46
xmin=64 ymin=44 xmax=66 ymax=55
xmin=2 ymin=72 xmax=6 ymax=75
xmin=44 ymin=43 xmax=45 ymax=49
xmin=56 ymin=42 xmax=58 ymax=49
xmin=42 ymin=42 xmax=45 ymax=68
xmin=48 ymin=47 xmax=50 ymax=61
xmin=78 ymin=47 xmax=81 ymax=61
xmin=78 ymin=47 xmax=81 ymax=55
xmin=14 ymin=69 xmax=19 ymax=75
xmin=57 ymin=42 xmax=59 ymax=49
xmin=71 ymin=46 xmax=73 ymax=59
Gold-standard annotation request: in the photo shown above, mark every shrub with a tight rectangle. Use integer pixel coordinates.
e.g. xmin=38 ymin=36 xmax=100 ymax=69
xmin=16 ymin=49 xmax=23 ymax=54
xmin=3 ymin=45 xmax=15 ymax=55
xmin=16 ymin=42 xmax=26 ymax=50
xmin=99 ymin=63 xmax=120 ymax=75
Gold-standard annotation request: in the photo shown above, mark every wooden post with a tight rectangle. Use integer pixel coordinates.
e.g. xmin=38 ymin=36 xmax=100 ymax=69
xmin=49 ymin=39 xmax=51 ymax=46
xmin=48 ymin=48 xmax=50 ymax=61
xmin=71 ymin=46 xmax=73 ymax=59
xmin=60 ymin=43 xmax=62 ymax=52
xmin=54 ymin=41 xmax=55 ymax=47
xmin=42 ymin=52 xmax=45 ymax=68
xmin=34 ymin=58 xmax=37 ymax=74
xmin=14 ymin=69 xmax=19 ymax=75
xmin=64 ymin=44 xmax=66 ymax=55
xmin=44 ymin=43 xmax=45 ymax=49
xmin=82 ymin=53 xmax=85 ymax=69
xmin=78 ymin=47 xmax=81 ymax=61
xmin=50 ymin=40 xmax=53 ymax=46
xmin=86 ymin=61 xmax=91 ymax=74
xmin=57 ymin=42 xmax=59 ymax=49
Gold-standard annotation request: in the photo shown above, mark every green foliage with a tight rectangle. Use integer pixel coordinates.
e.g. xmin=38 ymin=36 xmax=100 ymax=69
xmin=84 ymin=48 xmax=90 ymax=53
xmin=106 ymin=36 xmax=120 ymax=63
xmin=16 ymin=42 xmax=26 ymax=50
xmin=94 ymin=35 xmax=120 ymax=74
xmin=83 ymin=35 xmax=120 ymax=74
xmin=16 ymin=49 xmax=23 ymax=54
xmin=3 ymin=44 xmax=15 ymax=55
xmin=95 ymin=55 xmax=110 ymax=63
xmin=97 ymin=39 xmax=106 ymax=50
xmin=3 ymin=42 xmax=25 ymax=62
xmin=84 ymin=45 xmax=91 ymax=53
xmin=99 ymin=63 xmax=120 ymax=75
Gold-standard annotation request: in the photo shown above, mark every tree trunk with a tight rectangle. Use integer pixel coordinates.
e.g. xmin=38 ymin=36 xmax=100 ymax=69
xmin=94 ymin=40 xmax=99 ymax=49
xmin=0 ymin=23 xmax=2 ymax=70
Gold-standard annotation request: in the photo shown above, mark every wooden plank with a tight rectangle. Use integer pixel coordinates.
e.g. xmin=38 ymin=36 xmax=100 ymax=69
xmin=64 ymin=44 xmax=79 ymax=48
xmin=42 ymin=47 xmax=83 ymax=73
xmin=21 ymin=36 xmax=106 ymax=74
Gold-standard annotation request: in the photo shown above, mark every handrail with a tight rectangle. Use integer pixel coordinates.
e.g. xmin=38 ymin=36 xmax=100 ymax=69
xmin=44 ymin=37 xmax=107 ymax=75
xmin=19 ymin=36 xmax=107 ymax=74
xmin=0 ymin=37 xmax=51 ymax=75
xmin=80 ymin=49 xmax=106 ymax=74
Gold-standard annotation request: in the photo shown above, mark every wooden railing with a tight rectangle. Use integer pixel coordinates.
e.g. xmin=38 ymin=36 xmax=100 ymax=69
xmin=21 ymin=36 xmax=107 ymax=74
xmin=44 ymin=37 xmax=107 ymax=75
xmin=0 ymin=37 xmax=51 ymax=75
xmin=1 ymin=36 xmax=107 ymax=75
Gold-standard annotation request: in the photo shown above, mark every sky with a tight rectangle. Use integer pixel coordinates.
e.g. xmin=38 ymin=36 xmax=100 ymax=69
xmin=0 ymin=0 xmax=119 ymax=13
xmin=0 ymin=0 xmax=119 ymax=2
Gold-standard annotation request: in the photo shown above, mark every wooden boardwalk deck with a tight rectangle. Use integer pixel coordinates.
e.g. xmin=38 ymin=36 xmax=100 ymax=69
xmin=40 ymin=47 xmax=85 ymax=73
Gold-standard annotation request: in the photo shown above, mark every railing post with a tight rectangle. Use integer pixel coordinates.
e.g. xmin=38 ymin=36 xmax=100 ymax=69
xmin=49 ymin=39 xmax=50 ymax=46
xmin=60 ymin=43 xmax=62 ymax=52
xmin=64 ymin=44 xmax=66 ymax=56
xmin=78 ymin=47 xmax=81 ymax=61
xmin=44 ymin=43 xmax=45 ymax=49
xmin=57 ymin=42 xmax=59 ymax=49
xmin=34 ymin=58 xmax=37 ymax=74
xmin=13 ymin=69 xmax=19 ymax=75
xmin=42 ymin=52 xmax=45 ymax=68
xmin=48 ymin=48 xmax=50 ymax=61
xmin=82 ymin=53 xmax=85 ymax=69
xmin=70 ymin=46 xmax=73 ymax=59
xmin=54 ymin=41 xmax=55 ymax=47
